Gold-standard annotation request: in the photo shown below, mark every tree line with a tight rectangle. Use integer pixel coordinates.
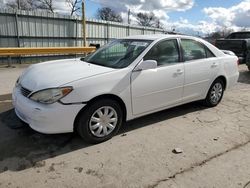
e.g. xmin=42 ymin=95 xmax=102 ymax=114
xmin=5 ymin=0 xmax=163 ymax=28
xmin=96 ymin=7 xmax=162 ymax=28
xmin=5 ymin=0 xmax=81 ymax=16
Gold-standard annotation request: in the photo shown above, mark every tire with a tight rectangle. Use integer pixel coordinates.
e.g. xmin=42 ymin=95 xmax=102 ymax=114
xmin=76 ymin=99 xmax=123 ymax=144
xmin=203 ymin=78 xmax=225 ymax=107
xmin=248 ymin=66 xmax=250 ymax=71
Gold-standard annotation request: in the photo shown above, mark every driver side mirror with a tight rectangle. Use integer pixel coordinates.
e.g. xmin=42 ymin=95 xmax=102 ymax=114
xmin=133 ymin=60 xmax=157 ymax=72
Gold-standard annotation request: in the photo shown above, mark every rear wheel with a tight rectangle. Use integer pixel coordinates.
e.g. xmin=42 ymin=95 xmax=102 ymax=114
xmin=76 ymin=99 xmax=123 ymax=144
xmin=203 ymin=78 xmax=225 ymax=107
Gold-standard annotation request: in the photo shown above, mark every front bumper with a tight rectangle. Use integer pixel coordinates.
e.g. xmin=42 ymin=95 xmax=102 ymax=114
xmin=12 ymin=86 xmax=85 ymax=134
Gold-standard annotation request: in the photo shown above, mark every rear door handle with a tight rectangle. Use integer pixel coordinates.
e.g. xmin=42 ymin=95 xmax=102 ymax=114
xmin=211 ymin=62 xmax=218 ymax=68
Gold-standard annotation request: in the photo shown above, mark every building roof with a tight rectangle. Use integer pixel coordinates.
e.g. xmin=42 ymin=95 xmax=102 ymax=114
xmin=122 ymin=34 xmax=193 ymax=40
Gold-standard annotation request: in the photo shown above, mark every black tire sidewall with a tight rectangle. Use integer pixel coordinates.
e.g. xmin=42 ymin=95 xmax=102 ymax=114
xmin=205 ymin=79 xmax=225 ymax=107
xmin=77 ymin=99 xmax=123 ymax=144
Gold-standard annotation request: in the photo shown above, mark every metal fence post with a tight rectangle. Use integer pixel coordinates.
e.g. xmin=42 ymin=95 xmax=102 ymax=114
xmin=15 ymin=11 xmax=21 ymax=64
xmin=75 ymin=18 xmax=78 ymax=46
xmin=127 ymin=25 xmax=130 ymax=36
xmin=75 ymin=18 xmax=78 ymax=58
xmin=106 ymin=22 xmax=110 ymax=43
xmin=7 ymin=56 xmax=15 ymax=68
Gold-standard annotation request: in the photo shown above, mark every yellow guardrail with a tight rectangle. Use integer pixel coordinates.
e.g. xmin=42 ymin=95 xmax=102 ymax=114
xmin=0 ymin=47 xmax=96 ymax=57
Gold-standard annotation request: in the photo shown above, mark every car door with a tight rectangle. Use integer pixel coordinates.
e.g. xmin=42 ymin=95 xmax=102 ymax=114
xmin=131 ymin=39 xmax=184 ymax=115
xmin=180 ymin=39 xmax=219 ymax=102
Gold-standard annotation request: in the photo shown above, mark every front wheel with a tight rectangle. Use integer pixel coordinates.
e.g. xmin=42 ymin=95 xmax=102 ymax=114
xmin=76 ymin=99 xmax=123 ymax=144
xmin=203 ymin=79 xmax=225 ymax=107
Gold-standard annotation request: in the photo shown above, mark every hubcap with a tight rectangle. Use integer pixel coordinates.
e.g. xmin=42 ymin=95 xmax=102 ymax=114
xmin=210 ymin=83 xmax=223 ymax=104
xmin=89 ymin=106 xmax=118 ymax=138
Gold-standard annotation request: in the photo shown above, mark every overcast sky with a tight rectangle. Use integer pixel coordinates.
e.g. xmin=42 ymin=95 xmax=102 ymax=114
xmin=2 ymin=0 xmax=250 ymax=35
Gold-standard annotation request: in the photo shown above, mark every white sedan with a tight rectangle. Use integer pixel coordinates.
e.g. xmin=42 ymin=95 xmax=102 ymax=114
xmin=12 ymin=35 xmax=239 ymax=143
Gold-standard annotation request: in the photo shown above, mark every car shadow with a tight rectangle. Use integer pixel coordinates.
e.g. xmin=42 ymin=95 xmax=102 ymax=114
xmin=0 ymin=99 xmax=207 ymax=173
xmin=238 ymin=68 xmax=250 ymax=84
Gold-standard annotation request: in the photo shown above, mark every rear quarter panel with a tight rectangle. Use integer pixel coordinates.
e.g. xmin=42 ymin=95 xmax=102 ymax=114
xmin=221 ymin=55 xmax=239 ymax=89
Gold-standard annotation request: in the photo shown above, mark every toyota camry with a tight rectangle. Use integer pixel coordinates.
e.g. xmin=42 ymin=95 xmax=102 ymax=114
xmin=12 ymin=35 xmax=239 ymax=143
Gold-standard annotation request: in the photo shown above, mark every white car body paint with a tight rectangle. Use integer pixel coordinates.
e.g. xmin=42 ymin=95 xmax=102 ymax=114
xmin=12 ymin=35 xmax=239 ymax=134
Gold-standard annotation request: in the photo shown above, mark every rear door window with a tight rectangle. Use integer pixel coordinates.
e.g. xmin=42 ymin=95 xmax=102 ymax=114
xmin=181 ymin=39 xmax=207 ymax=61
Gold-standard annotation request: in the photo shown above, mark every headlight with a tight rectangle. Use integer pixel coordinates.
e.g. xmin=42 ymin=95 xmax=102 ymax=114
xmin=29 ymin=87 xmax=73 ymax=104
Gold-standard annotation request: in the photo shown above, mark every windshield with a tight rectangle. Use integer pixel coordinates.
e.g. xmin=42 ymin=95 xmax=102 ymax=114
xmin=83 ymin=39 xmax=152 ymax=68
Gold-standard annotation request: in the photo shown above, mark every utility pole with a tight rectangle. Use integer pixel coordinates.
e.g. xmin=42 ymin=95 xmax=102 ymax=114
xmin=17 ymin=0 xmax=21 ymax=9
xmin=128 ymin=9 xmax=131 ymax=25
xmin=82 ymin=0 xmax=87 ymax=47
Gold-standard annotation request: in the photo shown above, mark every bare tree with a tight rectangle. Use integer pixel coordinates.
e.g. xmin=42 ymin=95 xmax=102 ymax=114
xmin=37 ymin=0 xmax=54 ymax=13
xmin=222 ymin=27 xmax=234 ymax=38
xmin=207 ymin=27 xmax=235 ymax=40
xmin=5 ymin=0 xmax=82 ymax=15
xmin=155 ymin=19 xmax=164 ymax=29
xmin=66 ymin=0 xmax=81 ymax=16
xmin=136 ymin=12 xmax=159 ymax=27
xmin=207 ymin=32 xmax=222 ymax=40
xmin=240 ymin=27 xmax=248 ymax=31
xmin=6 ymin=0 xmax=37 ymax=10
xmin=96 ymin=7 xmax=123 ymax=22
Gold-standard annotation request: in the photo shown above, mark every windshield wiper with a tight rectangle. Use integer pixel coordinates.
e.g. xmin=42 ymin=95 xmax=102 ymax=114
xmin=81 ymin=58 xmax=98 ymax=65
xmin=86 ymin=61 xmax=99 ymax=65
xmin=83 ymin=60 xmax=113 ymax=68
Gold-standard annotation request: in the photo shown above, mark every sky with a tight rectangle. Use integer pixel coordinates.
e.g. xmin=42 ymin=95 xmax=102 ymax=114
xmin=85 ymin=0 xmax=250 ymax=35
xmin=86 ymin=0 xmax=250 ymax=35
xmin=2 ymin=0 xmax=250 ymax=36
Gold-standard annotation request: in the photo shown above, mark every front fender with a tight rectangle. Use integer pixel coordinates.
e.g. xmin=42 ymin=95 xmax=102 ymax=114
xmin=60 ymin=68 xmax=133 ymax=120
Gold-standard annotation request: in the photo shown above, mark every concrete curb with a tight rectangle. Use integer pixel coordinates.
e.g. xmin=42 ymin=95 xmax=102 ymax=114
xmin=0 ymin=94 xmax=12 ymax=101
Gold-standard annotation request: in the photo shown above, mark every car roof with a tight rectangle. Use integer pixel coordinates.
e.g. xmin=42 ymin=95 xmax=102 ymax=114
xmin=121 ymin=34 xmax=195 ymax=41
xmin=230 ymin=31 xmax=250 ymax=34
xmin=122 ymin=34 xmax=226 ymax=58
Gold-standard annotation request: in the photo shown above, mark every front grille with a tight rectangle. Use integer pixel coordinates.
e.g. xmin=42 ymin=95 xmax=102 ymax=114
xmin=20 ymin=86 xmax=32 ymax=97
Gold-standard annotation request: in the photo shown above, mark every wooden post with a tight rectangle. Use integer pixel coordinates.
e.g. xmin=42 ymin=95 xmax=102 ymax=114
xmin=128 ymin=9 xmax=131 ymax=25
xmin=82 ymin=0 xmax=87 ymax=47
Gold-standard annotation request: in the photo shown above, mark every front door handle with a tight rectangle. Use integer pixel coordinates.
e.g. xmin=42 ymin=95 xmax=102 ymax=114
xmin=174 ymin=69 xmax=183 ymax=76
xmin=176 ymin=69 xmax=183 ymax=75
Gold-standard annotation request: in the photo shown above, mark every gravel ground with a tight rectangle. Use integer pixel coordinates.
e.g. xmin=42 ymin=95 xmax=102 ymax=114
xmin=0 ymin=65 xmax=249 ymax=188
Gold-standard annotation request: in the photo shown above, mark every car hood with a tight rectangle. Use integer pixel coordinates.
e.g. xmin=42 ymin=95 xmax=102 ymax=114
xmin=20 ymin=58 xmax=115 ymax=91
